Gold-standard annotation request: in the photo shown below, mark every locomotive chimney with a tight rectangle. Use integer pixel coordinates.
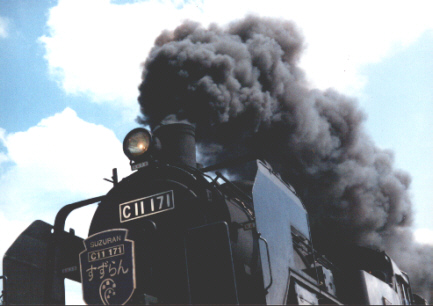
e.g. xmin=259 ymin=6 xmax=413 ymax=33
xmin=152 ymin=123 xmax=197 ymax=168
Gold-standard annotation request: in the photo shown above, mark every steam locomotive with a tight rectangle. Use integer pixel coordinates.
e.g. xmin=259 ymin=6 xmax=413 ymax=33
xmin=2 ymin=123 xmax=427 ymax=305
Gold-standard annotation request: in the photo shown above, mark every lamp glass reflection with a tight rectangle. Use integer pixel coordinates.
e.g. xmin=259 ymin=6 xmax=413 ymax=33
xmin=127 ymin=131 xmax=150 ymax=156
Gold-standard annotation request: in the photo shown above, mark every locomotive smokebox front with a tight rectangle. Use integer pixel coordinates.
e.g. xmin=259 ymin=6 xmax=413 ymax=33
xmin=86 ymin=120 xmax=238 ymax=304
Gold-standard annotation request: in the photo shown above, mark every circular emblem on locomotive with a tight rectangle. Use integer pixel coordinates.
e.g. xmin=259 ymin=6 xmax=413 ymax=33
xmin=99 ymin=278 xmax=116 ymax=305
xmin=79 ymin=229 xmax=136 ymax=305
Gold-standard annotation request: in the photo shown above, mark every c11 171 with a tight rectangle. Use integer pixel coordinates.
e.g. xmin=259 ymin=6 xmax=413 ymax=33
xmin=119 ymin=190 xmax=174 ymax=223
xmin=88 ymin=244 xmax=125 ymax=262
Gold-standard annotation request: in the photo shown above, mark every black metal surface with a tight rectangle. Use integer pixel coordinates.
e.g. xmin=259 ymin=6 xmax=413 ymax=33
xmin=152 ymin=123 xmax=197 ymax=168
xmin=3 ymin=220 xmax=61 ymax=305
xmin=185 ymin=222 xmax=239 ymax=304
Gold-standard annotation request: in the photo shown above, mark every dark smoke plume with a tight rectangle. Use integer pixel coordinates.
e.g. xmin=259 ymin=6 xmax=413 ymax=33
xmin=137 ymin=16 xmax=432 ymax=299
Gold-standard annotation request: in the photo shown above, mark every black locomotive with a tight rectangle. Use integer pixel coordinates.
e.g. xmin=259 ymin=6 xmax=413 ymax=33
xmin=2 ymin=123 xmax=427 ymax=305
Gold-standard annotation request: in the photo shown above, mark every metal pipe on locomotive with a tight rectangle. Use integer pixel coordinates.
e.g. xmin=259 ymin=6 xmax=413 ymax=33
xmin=1 ymin=123 xmax=427 ymax=305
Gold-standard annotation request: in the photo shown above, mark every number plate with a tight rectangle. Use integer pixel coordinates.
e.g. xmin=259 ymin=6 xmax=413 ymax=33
xmin=119 ymin=190 xmax=174 ymax=223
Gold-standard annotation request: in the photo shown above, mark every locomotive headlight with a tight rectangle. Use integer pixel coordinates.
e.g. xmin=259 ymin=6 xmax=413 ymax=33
xmin=123 ymin=128 xmax=152 ymax=161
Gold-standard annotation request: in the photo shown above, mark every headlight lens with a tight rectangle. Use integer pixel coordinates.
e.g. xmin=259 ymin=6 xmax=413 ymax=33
xmin=123 ymin=128 xmax=151 ymax=160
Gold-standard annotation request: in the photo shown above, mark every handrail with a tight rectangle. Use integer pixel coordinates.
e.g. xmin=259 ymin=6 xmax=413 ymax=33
xmin=53 ymin=195 xmax=106 ymax=234
xmin=258 ymin=234 xmax=273 ymax=293
xmin=44 ymin=196 xmax=105 ymax=304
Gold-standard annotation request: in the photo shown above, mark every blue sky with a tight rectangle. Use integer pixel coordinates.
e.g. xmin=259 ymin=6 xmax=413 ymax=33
xmin=1 ymin=0 xmax=433 ymax=303
xmin=361 ymin=31 xmax=433 ymax=231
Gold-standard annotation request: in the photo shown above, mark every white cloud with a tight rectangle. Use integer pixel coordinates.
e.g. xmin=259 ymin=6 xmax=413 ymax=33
xmin=0 ymin=152 xmax=8 ymax=164
xmin=39 ymin=0 xmax=433 ymax=107
xmin=39 ymin=0 xmax=201 ymax=109
xmin=0 ymin=107 xmax=131 ymax=223
xmin=280 ymin=1 xmax=433 ymax=95
xmin=414 ymin=228 xmax=433 ymax=245
xmin=0 ymin=16 xmax=8 ymax=38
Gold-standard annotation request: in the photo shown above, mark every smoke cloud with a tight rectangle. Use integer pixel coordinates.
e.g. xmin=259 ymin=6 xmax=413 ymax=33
xmin=137 ymin=16 xmax=432 ymax=299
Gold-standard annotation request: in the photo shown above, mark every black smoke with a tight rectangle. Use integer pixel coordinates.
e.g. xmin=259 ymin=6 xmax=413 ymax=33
xmin=137 ymin=16 xmax=432 ymax=299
